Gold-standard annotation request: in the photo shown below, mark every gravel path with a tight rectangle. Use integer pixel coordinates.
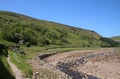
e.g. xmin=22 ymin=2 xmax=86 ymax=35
xmin=7 ymin=55 xmax=25 ymax=79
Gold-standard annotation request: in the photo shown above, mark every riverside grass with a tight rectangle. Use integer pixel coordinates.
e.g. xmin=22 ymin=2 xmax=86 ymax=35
xmin=9 ymin=51 xmax=32 ymax=78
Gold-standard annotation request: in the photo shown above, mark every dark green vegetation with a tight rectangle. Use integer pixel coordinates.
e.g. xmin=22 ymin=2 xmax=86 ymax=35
xmin=0 ymin=11 xmax=119 ymax=47
xmin=0 ymin=44 xmax=15 ymax=79
xmin=100 ymin=37 xmax=119 ymax=47
xmin=111 ymin=36 xmax=120 ymax=46
xmin=111 ymin=36 xmax=120 ymax=42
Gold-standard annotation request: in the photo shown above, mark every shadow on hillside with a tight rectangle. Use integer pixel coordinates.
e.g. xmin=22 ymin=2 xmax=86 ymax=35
xmin=0 ymin=44 xmax=15 ymax=79
xmin=0 ymin=60 xmax=15 ymax=79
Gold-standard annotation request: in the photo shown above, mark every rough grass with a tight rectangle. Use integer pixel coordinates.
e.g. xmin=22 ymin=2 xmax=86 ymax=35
xmin=9 ymin=51 xmax=32 ymax=78
xmin=22 ymin=46 xmax=100 ymax=60
xmin=21 ymin=46 xmax=46 ymax=60
xmin=0 ymin=45 xmax=15 ymax=79
xmin=0 ymin=56 xmax=15 ymax=79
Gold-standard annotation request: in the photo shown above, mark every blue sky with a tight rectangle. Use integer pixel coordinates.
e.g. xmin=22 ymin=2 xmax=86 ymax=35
xmin=0 ymin=0 xmax=120 ymax=37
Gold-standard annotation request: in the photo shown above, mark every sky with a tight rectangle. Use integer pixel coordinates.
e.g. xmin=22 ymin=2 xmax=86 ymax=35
xmin=0 ymin=0 xmax=120 ymax=37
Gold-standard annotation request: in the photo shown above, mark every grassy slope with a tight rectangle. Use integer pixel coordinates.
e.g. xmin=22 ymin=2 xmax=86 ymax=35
xmin=0 ymin=11 xmax=101 ymax=47
xmin=9 ymin=51 xmax=32 ymax=77
xmin=111 ymin=36 xmax=120 ymax=42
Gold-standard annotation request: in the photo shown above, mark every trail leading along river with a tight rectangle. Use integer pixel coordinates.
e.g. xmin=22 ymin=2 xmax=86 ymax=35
xmin=7 ymin=55 xmax=25 ymax=79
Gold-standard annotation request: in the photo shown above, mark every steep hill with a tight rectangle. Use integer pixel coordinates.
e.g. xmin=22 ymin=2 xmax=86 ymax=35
xmin=0 ymin=11 xmax=118 ymax=47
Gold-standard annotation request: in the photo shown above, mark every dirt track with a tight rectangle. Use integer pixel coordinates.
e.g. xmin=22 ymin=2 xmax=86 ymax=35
xmin=30 ymin=48 xmax=120 ymax=79
xmin=7 ymin=55 xmax=25 ymax=79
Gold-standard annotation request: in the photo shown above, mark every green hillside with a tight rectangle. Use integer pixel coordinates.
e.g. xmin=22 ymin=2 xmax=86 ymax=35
xmin=111 ymin=36 xmax=120 ymax=42
xmin=0 ymin=11 xmax=118 ymax=47
xmin=0 ymin=11 xmax=119 ymax=79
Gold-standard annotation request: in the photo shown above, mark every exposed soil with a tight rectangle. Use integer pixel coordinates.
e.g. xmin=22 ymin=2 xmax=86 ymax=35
xmin=29 ymin=48 xmax=120 ymax=79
